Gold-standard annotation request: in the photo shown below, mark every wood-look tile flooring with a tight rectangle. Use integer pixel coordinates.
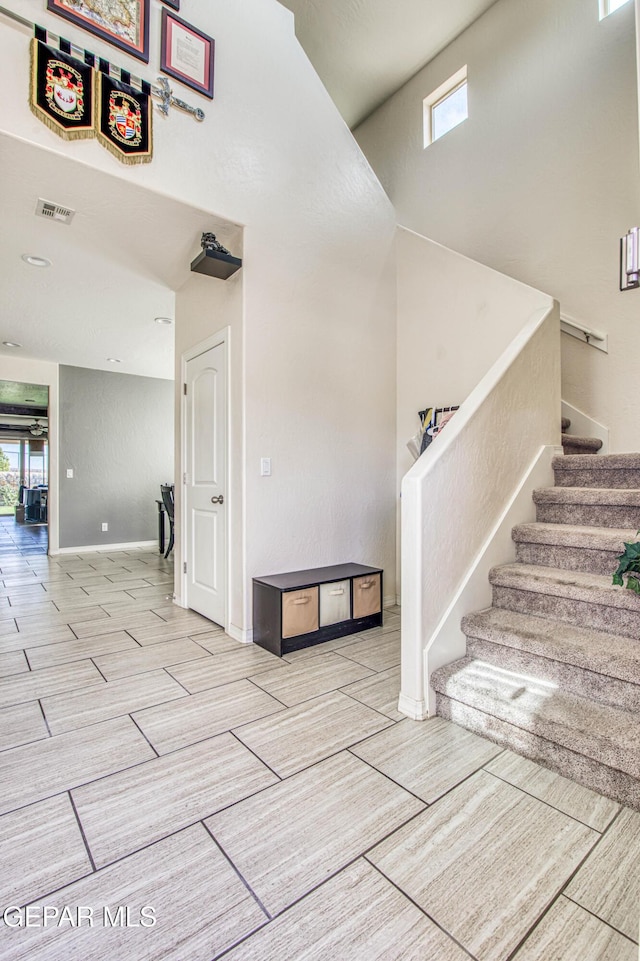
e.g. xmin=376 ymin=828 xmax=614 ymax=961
xmin=0 ymin=525 xmax=638 ymax=959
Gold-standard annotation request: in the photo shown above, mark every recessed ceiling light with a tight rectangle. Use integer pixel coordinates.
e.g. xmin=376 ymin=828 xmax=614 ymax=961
xmin=21 ymin=254 xmax=51 ymax=268
xmin=154 ymin=316 xmax=173 ymax=326
xmin=2 ymin=342 xmax=22 ymax=348
xmin=107 ymin=358 xmax=122 ymax=364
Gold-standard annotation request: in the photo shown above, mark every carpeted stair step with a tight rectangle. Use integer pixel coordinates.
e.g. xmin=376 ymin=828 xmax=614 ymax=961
xmin=432 ymin=657 xmax=640 ymax=799
xmin=433 ymin=657 xmax=640 ymax=781
xmin=490 ymin=563 xmax=640 ymax=636
xmin=554 ymin=453 xmax=640 ymax=489
xmin=434 ymin=679 xmax=640 ymax=810
xmin=561 ymin=434 xmax=603 ymax=455
xmin=533 ymin=486 xmax=640 ymax=529
xmin=512 ymin=521 xmax=633 ymax=575
xmin=561 ymin=417 xmax=571 ymax=431
xmin=462 ymin=607 xmax=640 ymax=711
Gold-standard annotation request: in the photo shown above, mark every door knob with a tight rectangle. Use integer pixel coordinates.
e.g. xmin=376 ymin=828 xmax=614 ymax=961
xmin=211 ymin=495 xmax=224 ymax=504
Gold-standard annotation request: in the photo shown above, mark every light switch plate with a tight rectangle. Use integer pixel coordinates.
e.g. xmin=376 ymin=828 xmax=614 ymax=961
xmin=260 ymin=457 xmax=271 ymax=476
xmin=66 ymin=468 xmax=74 ymax=478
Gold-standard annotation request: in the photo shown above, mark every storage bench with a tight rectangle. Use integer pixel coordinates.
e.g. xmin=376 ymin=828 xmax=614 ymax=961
xmin=252 ymin=563 xmax=384 ymax=656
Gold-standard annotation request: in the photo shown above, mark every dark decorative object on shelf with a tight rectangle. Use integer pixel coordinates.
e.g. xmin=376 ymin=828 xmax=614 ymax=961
xmin=201 ymin=232 xmax=231 ymax=255
xmin=191 ymin=232 xmax=242 ymax=280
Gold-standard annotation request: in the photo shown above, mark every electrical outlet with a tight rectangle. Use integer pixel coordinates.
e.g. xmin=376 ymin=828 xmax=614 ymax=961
xmin=101 ymin=522 xmax=108 ymax=532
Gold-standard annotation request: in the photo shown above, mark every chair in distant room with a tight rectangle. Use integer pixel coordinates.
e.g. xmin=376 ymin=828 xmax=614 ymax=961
xmin=160 ymin=484 xmax=175 ymax=559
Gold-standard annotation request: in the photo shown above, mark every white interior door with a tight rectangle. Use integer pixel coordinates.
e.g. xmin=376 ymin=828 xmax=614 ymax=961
xmin=185 ymin=341 xmax=227 ymax=626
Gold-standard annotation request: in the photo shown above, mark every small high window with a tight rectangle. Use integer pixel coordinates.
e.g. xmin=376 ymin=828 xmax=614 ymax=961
xmin=600 ymin=0 xmax=632 ymax=19
xmin=423 ymin=66 xmax=468 ymax=147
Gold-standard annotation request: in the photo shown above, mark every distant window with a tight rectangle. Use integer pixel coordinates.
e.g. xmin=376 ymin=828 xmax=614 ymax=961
xmin=423 ymin=66 xmax=468 ymax=147
xmin=600 ymin=0 xmax=632 ymax=19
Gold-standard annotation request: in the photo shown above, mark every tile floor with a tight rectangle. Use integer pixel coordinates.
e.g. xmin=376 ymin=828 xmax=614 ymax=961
xmin=0 ymin=517 xmax=638 ymax=959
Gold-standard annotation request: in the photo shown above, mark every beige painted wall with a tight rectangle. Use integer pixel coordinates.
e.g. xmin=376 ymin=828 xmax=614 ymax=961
xmin=637 ymin=0 xmax=640 ymax=164
xmin=396 ymin=227 xmax=553 ymax=481
xmin=395 ymin=227 xmax=555 ymax=600
xmin=356 ymin=0 xmax=640 ymax=452
xmin=0 ymin=1 xmax=398 ymax=631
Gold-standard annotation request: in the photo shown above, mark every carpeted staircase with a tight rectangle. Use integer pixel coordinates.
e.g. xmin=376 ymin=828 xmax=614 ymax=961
xmin=561 ymin=415 xmax=603 ymax=455
xmin=431 ymin=446 xmax=640 ymax=811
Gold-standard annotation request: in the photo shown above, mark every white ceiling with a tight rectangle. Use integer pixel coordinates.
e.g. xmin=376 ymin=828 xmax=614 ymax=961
xmin=0 ymin=134 xmax=240 ymax=381
xmin=279 ymin=0 xmax=498 ymax=128
xmin=0 ymin=0 xmax=496 ymax=380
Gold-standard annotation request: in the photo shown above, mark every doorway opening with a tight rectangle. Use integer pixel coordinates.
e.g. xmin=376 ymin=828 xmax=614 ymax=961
xmin=0 ymin=379 xmax=49 ymax=553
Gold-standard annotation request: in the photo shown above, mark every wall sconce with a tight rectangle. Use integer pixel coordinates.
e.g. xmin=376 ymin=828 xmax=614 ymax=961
xmin=620 ymin=227 xmax=639 ymax=291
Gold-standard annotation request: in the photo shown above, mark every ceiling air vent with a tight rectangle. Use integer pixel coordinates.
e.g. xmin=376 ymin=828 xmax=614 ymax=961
xmin=35 ymin=198 xmax=75 ymax=225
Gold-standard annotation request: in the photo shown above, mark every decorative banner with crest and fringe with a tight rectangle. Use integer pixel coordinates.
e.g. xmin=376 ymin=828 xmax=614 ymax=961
xmin=96 ymin=69 xmax=153 ymax=164
xmin=29 ymin=36 xmax=95 ymax=139
xmin=23 ymin=14 xmax=210 ymax=163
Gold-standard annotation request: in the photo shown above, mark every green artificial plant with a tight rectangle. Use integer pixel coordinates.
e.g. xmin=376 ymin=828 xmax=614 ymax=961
xmin=612 ymin=534 xmax=640 ymax=595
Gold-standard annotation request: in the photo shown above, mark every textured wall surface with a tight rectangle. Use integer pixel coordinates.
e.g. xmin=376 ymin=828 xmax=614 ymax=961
xmin=356 ymin=0 xmax=640 ymax=452
xmin=395 ymin=227 xmax=553 ymax=593
xmin=396 ymin=227 xmax=552 ymax=480
xmin=0 ymin=0 xmax=398 ymax=625
xmin=58 ymin=366 xmax=173 ymax=549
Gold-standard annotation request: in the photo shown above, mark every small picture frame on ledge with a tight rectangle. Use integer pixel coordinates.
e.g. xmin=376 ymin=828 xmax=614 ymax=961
xmin=160 ymin=10 xmax=214 ymax=99
xmin=160 ymin=0 xmax=180 ymax=9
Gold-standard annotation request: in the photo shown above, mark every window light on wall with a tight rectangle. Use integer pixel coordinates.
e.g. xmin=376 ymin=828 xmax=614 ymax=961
xmin=600 ymin=0 xmax=632 ymax=19
xmin=423 ymin=66 xmax=468 ymax=147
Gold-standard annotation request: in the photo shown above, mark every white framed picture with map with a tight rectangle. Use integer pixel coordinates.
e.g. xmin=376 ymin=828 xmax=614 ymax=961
xmin=47 ymin=0 xmax=150 ymax=63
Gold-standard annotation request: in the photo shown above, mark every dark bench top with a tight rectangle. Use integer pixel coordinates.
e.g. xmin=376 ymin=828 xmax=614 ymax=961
xmin=253 ymin=563 xmax=382 ymax=591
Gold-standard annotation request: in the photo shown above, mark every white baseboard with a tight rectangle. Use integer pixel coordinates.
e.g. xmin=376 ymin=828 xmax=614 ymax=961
xmin=423 ymin=444 xmax=562 ymax=715
xmin=228 ymin=622 xmax=253 ymax=644
xmin=51 ymin=540 xmax=158 ymax=556
xmin=562 ymin=400 xmax=609 ymax=454
xmin=398 ymin=692 xmax=429 ymax=720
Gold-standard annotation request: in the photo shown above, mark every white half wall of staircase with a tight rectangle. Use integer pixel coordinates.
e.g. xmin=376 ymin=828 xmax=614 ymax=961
xmin=399 ymin=301 xmax=560 ymax=720
xmin=397 ymin=228 xmax=553 ymax=479
xmin=396 ymin=227 xmax=554 ymax=593
xmin=417 ymin=443 xmax=562 ymax=716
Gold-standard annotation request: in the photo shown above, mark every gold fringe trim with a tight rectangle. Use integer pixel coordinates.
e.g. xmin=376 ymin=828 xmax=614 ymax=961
xmin=95 ymin=71 xmax=153 ymax=165
xmin=95 ymin=132 xmax=153 ymax=164
xmin=29 ymin=38 xmax=95 ymax=141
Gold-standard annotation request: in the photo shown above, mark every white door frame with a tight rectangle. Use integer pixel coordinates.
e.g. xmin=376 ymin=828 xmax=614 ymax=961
xmin=180 ymin=326 xmax=231 ymax=630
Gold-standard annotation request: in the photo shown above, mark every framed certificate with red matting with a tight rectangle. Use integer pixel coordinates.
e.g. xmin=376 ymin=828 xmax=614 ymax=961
xmin=160 ymin=10 xmax=214 ymax=99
